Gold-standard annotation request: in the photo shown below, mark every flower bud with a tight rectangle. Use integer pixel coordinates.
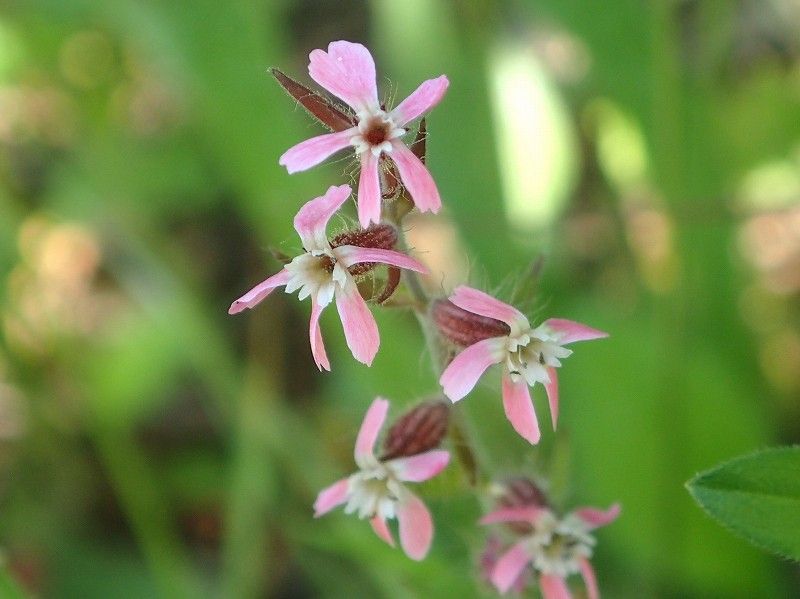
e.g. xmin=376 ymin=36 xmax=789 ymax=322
xmin=381 ymin=399 xmax=449 ymax=461
xmin=431 ymin=299 xmax=510 ymax=347
xmin=497 ymin=477 xmax=549 ymax=509
xmin=331 ymin=224 xmax=404 ymax=303
xmin=330 ymin=223 xmax=399 ymax=276
xmin=494 ymin=477 xmax=549 ymax=535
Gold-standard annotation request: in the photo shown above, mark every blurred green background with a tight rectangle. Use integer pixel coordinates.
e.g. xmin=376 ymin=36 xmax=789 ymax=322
xmin=1 ymin=0 xmax=799 ymax=597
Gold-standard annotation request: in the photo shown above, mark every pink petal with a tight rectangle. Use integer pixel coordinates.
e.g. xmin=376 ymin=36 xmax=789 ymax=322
xmin=543 ymin=318 xmax=608 ymax=344
xmin=540 ymin=574 xmax=572 ymax=599
xmin=439 ymin=337 xmax=505 ymax=402
xmin=357 ymin=152 xmax=382 ymax=227
xmin=578 ymin=557 xmax=599 ymax=599
xmin=370 ymin=516 xmax=396 ymax=547
xmin=335 ymin=280 xmax=380 ymax=366
xmin=545 ymin=366 xmax=559 ymax=429
xmin=449 ymin=286 xmax=529 ymax=330
xmin=313 ymin=478 xmax=350 ymax=517
xmin=479 ymin=506 xmax=548 ymax=526
xmin=490 ymin=541 xmax=531 ymax=594
xmin=502 ymin=375 xmax=541 ymax=444
xmin=397 ymin=491 xmax=433 ymax=561
xmin=279 ymin=128 xmax=356 ymax=174
xmin=293 ymin=184 xmax=352 ymax=251
xmin=335 ymin=245 xmax=428 ymax=274
xmin=228 ymin=269 xmax=290 ymax=314
xmin=391 ymin=450 xmax=450 ymax=483
xmin=390 ymin=75 xmax=449 ymax=126
xmin=389 ymin=142 xmax=441 ymax=213
xmin=309 ymin=298 xmax=330 ymax=371
xmin=308 ymin=41 xmax=378 ymax=112
xmin=574 ymin=504 xmax=621 ymax=530
xmin=354 ymin=397 xmax=389 ymax=463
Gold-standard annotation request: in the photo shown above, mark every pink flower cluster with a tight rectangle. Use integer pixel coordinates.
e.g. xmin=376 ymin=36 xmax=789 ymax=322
xmin=229 ymin=40 xmax=619 ymax=592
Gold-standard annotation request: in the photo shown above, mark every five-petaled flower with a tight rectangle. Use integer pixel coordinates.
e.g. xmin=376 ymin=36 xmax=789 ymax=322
xmin=228 ymin=184 xmax=427 ymax=369
xmin=480 ymin=502 xmax=620 ymax=598
xmin=439 ymin=286 xmax=608 ymax=444
xmin=313 ymin=398 xmax=450 ymax=560
xmin=279 ymin=40 xmax=449 ymax=227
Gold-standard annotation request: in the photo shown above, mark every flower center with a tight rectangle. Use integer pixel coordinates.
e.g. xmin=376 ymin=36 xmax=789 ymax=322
xmin=363 ymin=117 xmax=391 ymax=146
xmin=505 ymin=327 xmax=572 ymax=386
xmin=525 ymin=513 xmax=595 ymax=577
xmin=344 ymin=463 xmax=403 ymax=520
xmin=284 ymin=250 xmax=348 ymax=307
xmin=307 ymin=249 xmax=349 ymax=286
xmin=317 ymin=253 xmax=335 ymax=273
xmin=351 ymin=110 xmax=405 ymax=156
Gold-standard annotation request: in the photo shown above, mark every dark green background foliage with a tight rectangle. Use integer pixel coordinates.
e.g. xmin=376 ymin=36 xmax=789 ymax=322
xmin=0 ymin=0 xmax=799 ymax=597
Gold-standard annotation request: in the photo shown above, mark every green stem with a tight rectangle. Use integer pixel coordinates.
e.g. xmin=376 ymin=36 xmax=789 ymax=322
xmin=220 ymin=301 xmax=286 ymax=598
xmin=91 ymin=427 xmax=199 ymax=599
xmin=391 ymin=206 xmax=483 ymax=487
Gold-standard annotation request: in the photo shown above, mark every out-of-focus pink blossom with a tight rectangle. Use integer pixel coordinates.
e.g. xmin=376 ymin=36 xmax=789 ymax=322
xmin=480 ymin=503 xmax=620 ymax=598
xmin=279 ymin=41 xmax=449 ymax=227
xmin=439 ymin=286 xmax=607 ymax=444
xmin=480 ymin=535 xmax=530 ymax=595
xmin=314 ymin=398 xmax=450 ymax=560
xmin=228 ymin=185 xmax=427 ymax=369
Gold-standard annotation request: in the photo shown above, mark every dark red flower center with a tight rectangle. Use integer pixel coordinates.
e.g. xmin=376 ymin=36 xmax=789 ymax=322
xmin=362 ymin=116 xmax=392 ymax=146
xmin=318 ymin=254 xmax=335 ymax=273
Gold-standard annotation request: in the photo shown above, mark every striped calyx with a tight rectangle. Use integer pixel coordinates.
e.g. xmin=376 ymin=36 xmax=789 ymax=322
xmin=432 ymin=299 xmax=511 ymax=347
xmin=381 ymin=400 xmax=449 ymax=461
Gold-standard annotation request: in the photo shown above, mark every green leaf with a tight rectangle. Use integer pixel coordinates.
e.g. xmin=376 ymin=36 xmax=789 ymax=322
xmin=687 ymin=446 xmax=800 ymax=561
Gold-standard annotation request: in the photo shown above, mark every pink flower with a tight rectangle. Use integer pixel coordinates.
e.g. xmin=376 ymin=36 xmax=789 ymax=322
xmin=438 ymin=286 xmax=608 ymax=444
xmin=228 ymin=185 xmax=427 ymax=369
xmin=480 ymin=503 xmax=621 ymax=598
xmin=313 ymin=398 xmax=450 ymax=560
xmin=279 ymin=40 xmax=449 ymax=227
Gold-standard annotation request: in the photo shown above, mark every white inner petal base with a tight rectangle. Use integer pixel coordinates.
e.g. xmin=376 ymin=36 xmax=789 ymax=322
xmin=284 ymin=250 xmax=350 ymax=307
xmin=524 ymin=511 xmax=596 ymax=578
xmin=350 ymin=109 xmax=406 ymax=157
xmin=343 ymin=459 xmax=405 ymax=521
xmin=505 ymin=324 xmax=572 ymax=386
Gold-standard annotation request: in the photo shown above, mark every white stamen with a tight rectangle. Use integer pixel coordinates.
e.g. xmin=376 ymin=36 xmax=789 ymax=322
xmin=344 ymin=460 xmax=405 ymax=521
xmin=284 ymin=250 xmax=350 ymax=307
xmin=523 ymin=511 xmax=596 ymax=577
xmin=370 ymin=141 xmax=393 ymax=157
xmin=504 ymin=324 xmax=572 ymax=386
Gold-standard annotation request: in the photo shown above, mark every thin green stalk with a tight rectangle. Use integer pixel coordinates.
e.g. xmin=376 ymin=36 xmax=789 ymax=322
xmin=219 ymin=377 xmax=278 ymax=599
xmin=220 ymin=302 xmax=285 ymax=599
xmin=91 ymin=427 xmax=200 ymax=599
xmin=392 ymin=206 xmax=483 ymax=487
